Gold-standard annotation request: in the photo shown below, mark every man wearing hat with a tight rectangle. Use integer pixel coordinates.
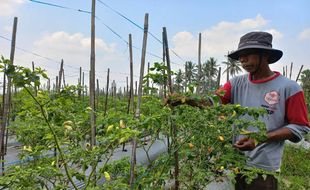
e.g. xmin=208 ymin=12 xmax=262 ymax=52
xmin=218 ymin=31 xmax=310 ymax=189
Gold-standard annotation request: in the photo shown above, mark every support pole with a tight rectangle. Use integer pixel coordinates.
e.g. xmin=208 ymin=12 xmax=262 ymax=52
xmin=1 ymin=17 xmax=18 ymax=175
xmin=130 ymin=13 xmax=149 ymax=188
xmin=90 ymin=0 xmax=96 ymax=146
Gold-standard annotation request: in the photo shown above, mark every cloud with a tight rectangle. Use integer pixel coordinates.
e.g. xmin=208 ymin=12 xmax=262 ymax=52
xmin=172 ymin=31 xmax=196 ymax=58
xmin=265 ymin=29 xmax=284 ymax=39
xmin=170 ymin=14 xmax=288 ymax=84
xmin=34 ymin=32 xmax=117 ymax=55
xmin=18 ymin=31 xmax=128 ymax=85
xmin=4 ymin=26 xmax=12 ymax=33
xmin=171 ymin=14 xmax=274 ymax=62
xmin=0 ymin=0 xmax=25 ymax=16
xmin=298 ymin=28 xmax=310 ymax=41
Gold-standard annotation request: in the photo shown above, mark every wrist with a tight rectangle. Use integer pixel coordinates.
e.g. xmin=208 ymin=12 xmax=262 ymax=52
xmin=266 ymin=131 xmax=274 ymax=142
xmin=266 ymin=128 xmax=295 ymax=142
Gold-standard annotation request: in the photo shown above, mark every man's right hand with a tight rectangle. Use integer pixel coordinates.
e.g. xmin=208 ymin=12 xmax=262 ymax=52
xmin=234 ymin=137 xmax=256 ymax=151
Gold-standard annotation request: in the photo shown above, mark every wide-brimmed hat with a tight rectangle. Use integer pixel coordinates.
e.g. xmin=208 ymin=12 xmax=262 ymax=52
xmin=228 ymin=31 xmax=283 ymax=64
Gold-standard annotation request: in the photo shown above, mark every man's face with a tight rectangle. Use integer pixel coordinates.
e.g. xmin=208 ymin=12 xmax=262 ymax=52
xmin=238 ymin=49 xmax=261 ymax=73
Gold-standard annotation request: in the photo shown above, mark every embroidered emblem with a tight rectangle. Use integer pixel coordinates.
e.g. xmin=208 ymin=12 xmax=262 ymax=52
xmin=264 ymin=90 xmax=280 ymax=105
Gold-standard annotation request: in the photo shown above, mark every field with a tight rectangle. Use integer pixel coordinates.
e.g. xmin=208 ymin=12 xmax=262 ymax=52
xmin=0 ymin=51 xmax=310 ymax=189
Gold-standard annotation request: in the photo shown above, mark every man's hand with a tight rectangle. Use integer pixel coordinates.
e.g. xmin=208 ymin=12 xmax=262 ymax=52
xmin=233 ymin=137 xmax=256 ymax=151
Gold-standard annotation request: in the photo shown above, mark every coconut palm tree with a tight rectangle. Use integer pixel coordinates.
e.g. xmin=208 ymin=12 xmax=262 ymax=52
xmin=202 ymin=57 xmax=218 ymax=90
xmin=184 ymin=61 xmax=197 ymax=92
xmin=175 ymin=69 xmax=183 ymax=92
xmin=222 ymin=52 xmax=242 ymax=82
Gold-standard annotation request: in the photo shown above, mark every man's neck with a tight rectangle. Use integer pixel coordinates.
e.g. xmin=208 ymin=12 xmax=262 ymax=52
xmin=251 ymin=70 xmax=275 ymax=80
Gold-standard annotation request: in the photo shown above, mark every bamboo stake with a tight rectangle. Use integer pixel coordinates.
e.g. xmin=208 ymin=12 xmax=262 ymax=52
xmin=32 ymin=61 xmax=37 ymax=96
xmin=96 ymin=79 xmax=99 ymax=110
xmin=130 ymin=13 xmax=148 ymax=188
xmin=127 ymin=34 xmax=135 ymax=114
xmin=217 ymin=67 xmax=221 ymax=88
xmin=126 ymin=76 xmax=129 ymax=100
xmin=55 ymin=60 xmax=65 ymax=163
xmin=135 ymin=81 xmax=137 ymax=96
xmin=104 ymin=68 xmax=110 ymax=116
xmin=62 ymin=66 xmax=66 ymax=88
xmin=1 ymin=70 xmax=7 ymax=165
xmin=163 ymin=26 xmax=179 ymax=189
xmin=56 ymin=76 xmax=59 ymax=92
xmin=184 ymin=62 xmax=187 ymax=93
xmin=89 ymin=0 xmax=96 ymax=147
xmin=47 ymin=78 xmax=50 ymax=92
xmin=162 ymin=31 xmax=167 ymax=98
xmin=226 ymin=65 xmax=229 ymax=82
xmin=296 ymin=65 xmax=304 ymax=82
xmin=58 ymin=59 xmax=64 ymax=93
xmin=147 ymin=62 xmax=150 ymax=95
xmin=197 ymin=32 xmax=202 ymax=94
xmin=82 ymin=72 xmax=85 ymax=100
xmin=78 ymin=67 xmax=82 ymax=98
xmin=289 ymin=62 xmax=293 ymax=79
xmin=1 ymin=17 xmax=17 ymax=175
xmin=163 ymin=27 xmax=173 ymax=93
xmin=112 ymin=80 xmax=117 ymax=111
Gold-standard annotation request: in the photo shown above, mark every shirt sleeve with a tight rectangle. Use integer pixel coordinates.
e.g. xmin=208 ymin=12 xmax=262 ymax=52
xmin=216 ymin=81 xmax=232 ymax=104
xmin=286 ymin=91 xmax=310 ymax=128
xmin=285 ymin=91 xmax=310 ymax=142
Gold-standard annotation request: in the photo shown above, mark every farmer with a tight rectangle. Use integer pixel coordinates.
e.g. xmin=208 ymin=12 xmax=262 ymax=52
xmin=217 ymin=31 xmax=310 ymax=190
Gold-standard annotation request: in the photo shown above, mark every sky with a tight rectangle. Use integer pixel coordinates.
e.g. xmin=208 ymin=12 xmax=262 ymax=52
xmin=0 ymin=0 xmax=310 ymax=90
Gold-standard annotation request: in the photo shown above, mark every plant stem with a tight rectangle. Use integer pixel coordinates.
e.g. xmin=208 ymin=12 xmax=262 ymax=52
xmin=24 ymin=87 xmax=78 ymax=190
xmin=84 ymin=145 xmax=112 ymax=189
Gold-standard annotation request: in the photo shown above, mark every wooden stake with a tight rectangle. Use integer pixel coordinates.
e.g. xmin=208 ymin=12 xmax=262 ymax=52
xmin=130 ymin=13 xmax=149 ymax=188
xmin=62 ymin=66 xmax=66 ymax=88
xmin=89 ymin=0 xmax=96 ymax=147
xmin=47 ymin=78 xmax=50 ymax=92
xmin=126 ymin=76 xmax=129 ymax=98
xmin=56 ymin=76 xmax=59 ymax=92
xmin=82 ymin=72 xmax=85 ymax=100
xmin=32 ymin=61 xmax=37 ymax=96
xmin=163 ymin=26 xmax=179 ymax=189
xmin=147 ymin=62 xmax=150 ymax=95
xmin=163 ymin=27 xmax=173 ymax=93
xmin=1 ymin=17 xmax=17 ymax=175
xmin=58 ymin=59 xmax=64 ymax=93
xmin=217 ymin=67 xmax=221 ymax=88
xmin=289 ymin=62 xmax=293 ymax=79
xmin=104 ymin=68 xmax=110 ymax=116
xmin=127 ymin=34 xmax=135 ymax=114
xmin=184 ymin=62 xmax=187 ymax=93
xmin=296 ymin=65 xmax=304 ymax=82
xmin=78 ymin=67 xmax=82 ymax=97
xmin=135 ymin=81 xmax=137 ymax=96
xmin=96 ymin=79 xmax=99 ymax=110
xmin=197 ymin=32 xmax=202 ymax=94
xmin=162 ymin=31 xmax=167 ymax=98
xmin=112 ymin=80 xmax=117 ymax=111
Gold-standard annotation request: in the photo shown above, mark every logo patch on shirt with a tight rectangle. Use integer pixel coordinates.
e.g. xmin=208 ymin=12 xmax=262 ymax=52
xmin=264 ymin=90 xmax=280 ymax=105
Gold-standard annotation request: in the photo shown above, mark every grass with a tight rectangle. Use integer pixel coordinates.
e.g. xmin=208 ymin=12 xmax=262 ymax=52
xmin=279 ymin=144 xmax=310 ymax=190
